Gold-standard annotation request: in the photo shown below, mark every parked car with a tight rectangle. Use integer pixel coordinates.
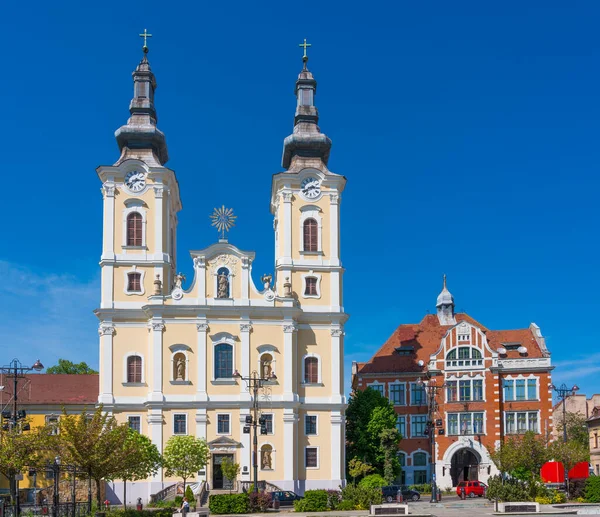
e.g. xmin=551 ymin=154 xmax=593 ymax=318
xmin=381 ymin=485 xmax=421 ymax=502
xmin=269 ymin=490 xmax=303 ymax=507
xmin=456 ymin=481 xmax=487 ymax=498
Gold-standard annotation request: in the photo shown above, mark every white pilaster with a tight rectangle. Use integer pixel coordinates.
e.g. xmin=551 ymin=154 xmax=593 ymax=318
xmin=98 ymin=323 xmax=115 ymax=404
xmin=101 ymin=266 xmax=114 ymax=310
xmin=240 ymin=321 xmax=252 ymax=387
xmin=329 ymin=193 xmax=340 ymax=265
xmin=283 ymin=409 xmax=298 ymax=484
xmin=330 ymin=411 xmax=344 ymax=484
xmin=282 ymin=322 xmax=297 ymax=401
xmin=330 ymin=327 xmax=344 ymax=403
xmin=101 ymin=182 xmax=116 ymax=261
xmin=148 ymin=320 xmax=165 ymax=402
xmin=282 ymin=191 xmax=292 ymax=263
xmin=241 ymin=257 xmax=250 ymax=301
xmin=147 ymin=409 xmax=164 ymax=494
xmin=194 ymin=257 xmax=206 ymax=302
xmin=153 ymin=184 xmax=164 ymax=256
xmin=195 ymin=322 xmax=208 ymax=402
xmin=195 ymin=410 xmax=208 ymax=482
xmin=239 ymin=410 xmax=252 ymax=482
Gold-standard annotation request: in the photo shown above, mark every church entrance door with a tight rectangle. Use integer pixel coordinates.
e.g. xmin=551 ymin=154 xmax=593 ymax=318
xmin=450 ymin=448 xmax=479 ymax=486
xmin=212 ymin=454 xmax=234 ymax=490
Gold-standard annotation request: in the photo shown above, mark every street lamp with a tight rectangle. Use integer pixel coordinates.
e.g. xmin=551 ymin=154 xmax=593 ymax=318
xmin=52 ymin=456 xmax=61 ymax=517
xmin=0 ymin=358 xmax=44 ymax=514
xmin=233 ymin=369 xmax=277 ymax=493
xmin=549 ymin=382 xmax=579 ymax=492
xmin=417 ymin=376 xmax=447 ymax=504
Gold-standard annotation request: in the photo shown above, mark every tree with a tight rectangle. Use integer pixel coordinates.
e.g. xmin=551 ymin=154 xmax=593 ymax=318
xmin=488 ymin=431 xmax=549 ymax=480
xmin=549 ymin=440 xmax=590 ymax=498
xmin=46 ymin=359 xmax=98 ymax=374
xmin=220 ymin=457 xmax=240 ymax=494
xmin=163 ymin=435 xmax=210 ymax=493
xmin=366 ymin=405 xmax=401 ymax=477
xmin=346 ymin=389 xmax=397 ymax=473
xmin=555 ymin=412 xmax=590 ymax=451
xmin=347 ymin=458 xmax=374 ymax=486
xmin=57 ymin=406 xmax=134 ymax=506
xmin=379 ymin=428 xmax=401 ymax=484
xmin=118 ymin=429 xmax=162 ymax=508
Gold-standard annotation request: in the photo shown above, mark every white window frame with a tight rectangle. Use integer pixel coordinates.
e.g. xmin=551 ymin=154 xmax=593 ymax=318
xmin=261 ymin=413 xmax=275 ymax=435
xmin=409 ymin=382 xmax=427 ymax=406
xmin=299 ymin=206 xmax=323 ymax=254
xmin=46 ymin=414 xmax=60 ymax=435
xmin=305 ymin=446 xmax=320 ymax=469
xmin=389 ymin=381 xmax=407 ymax=406
xmin=122 ymin=201 xmax=147 ymax=249
xmin=302 ymin=353 xmax=322 ymax=385
xmin=503 ymin=375 xmax=539 ymax=401
xmin=445 ymin=346 xmax=484 ymax=370
xmin=216 ymin=413 xmax=231 ymax=436
xmin=210 ymin=332 xmax=236 ymax=382
xmin=504 ymin=410 xmax=540 ymax=434
xmin=305 ymin=414 xmax=318 ymax=436
xmin=260 ymin=442 xmax=276 ymax=471
xmin=447 ymin=411 xmax=486 ymax=436
xmin=396 ymin=415 xmax=407 ymax=438
xmin=123 ymin=266 xmax=146 ymax=296
xmin=301 ymin=271 xmax=322 ymax=299
xmin=446 ymin=375 xmax=485 ymax=402
xmin=411 ymin=449 xmax=429 ymax=467
xmin=367 ymin=381 xmax=385 ymax=396
xmin=127 ymin=415 xmax=142 ymax=433
xmin=173 ymin=413 xmax=188 ymax=435
xmin=410 ymin=415 xmax=428 ymax=437
xmin=123 ymin=352 xmax=145 ymax=384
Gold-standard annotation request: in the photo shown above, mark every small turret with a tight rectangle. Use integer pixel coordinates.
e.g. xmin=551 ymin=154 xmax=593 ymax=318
xmin=436 ymin=275 xmax=456 ymax=325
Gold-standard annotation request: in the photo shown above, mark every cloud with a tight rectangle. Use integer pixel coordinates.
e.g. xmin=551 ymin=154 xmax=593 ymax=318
xmin=0 ymin=261 xmax=99 ymax=369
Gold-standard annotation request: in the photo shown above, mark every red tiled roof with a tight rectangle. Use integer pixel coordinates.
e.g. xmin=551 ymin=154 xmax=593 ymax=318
xmin=356 ymin=312 xmax=545 ymax=376
xmin=0 ymin=374 xmax=98 ymax=405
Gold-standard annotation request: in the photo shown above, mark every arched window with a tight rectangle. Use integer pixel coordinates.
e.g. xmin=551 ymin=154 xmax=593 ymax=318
xmin=173 ymin=352 xmax=186 ymax=381
xmin=127 ymin=272 xmax=142 ymax=292
xmin=214 ymin=343 xmax=233 ymax=379
xmin=303 ymin=218 xmax=318 ymax=252
xmin=127 ymin=212 xmax=143 ymax=246
xmin=445 ymin=347 xmax=483 ymax=368
xmin=216 ymin=267 xmax=230 ymax=298
xmin=304 ymin=356 xmax=319 ymax=384
xmin=413 ymin=452 xmax=427 ymax=466
xmin=127 ymin=355 xmax=142 ymax=383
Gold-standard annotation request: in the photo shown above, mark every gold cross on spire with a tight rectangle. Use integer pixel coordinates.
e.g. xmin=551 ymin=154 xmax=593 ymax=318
xmin=299 ymin=38 xmax=311 ymax=68
xmin=139 ymin=29 xmax=153 ymax=54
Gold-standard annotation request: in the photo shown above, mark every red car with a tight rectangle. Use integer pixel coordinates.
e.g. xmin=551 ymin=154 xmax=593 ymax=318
xmin=456 ymin=481 xmax=487 ymax=498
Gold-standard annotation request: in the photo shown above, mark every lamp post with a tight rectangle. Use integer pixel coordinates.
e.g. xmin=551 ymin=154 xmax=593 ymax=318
xmin=417 ymin=376 xmax=446 ymax=504
xmin=549 ymin=382 xmax=579 ymax=492
xmin=52 ymin=456 xmax=61 ymax=517
xmin=0 ymin=358 xmax=44 ymax=515
xmin=233 ymin=369 xmax=276 ymax=493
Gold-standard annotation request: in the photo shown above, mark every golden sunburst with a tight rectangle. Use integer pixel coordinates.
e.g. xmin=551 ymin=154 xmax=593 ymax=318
xmin=210 ymin=205 xmax=237 ymax=240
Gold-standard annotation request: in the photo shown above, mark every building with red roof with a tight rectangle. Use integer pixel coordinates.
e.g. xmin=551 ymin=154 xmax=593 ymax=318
xmin=351 ymin=277 xmax=554 ymax=490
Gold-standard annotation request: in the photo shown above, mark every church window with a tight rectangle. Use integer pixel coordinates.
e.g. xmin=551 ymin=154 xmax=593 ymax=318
xmin=305 ymin=447 xmax=318 ymax=468
xmin=173 ymin=352 xmax=186 ymax=381
xmin=305 ymin=277 xmax=317 ymax=296
xmin=413 ymin=452 xmax=427 ymax=466
xmin=173 ymin=413 xmax=187 ymax=435
xmin=217 ymin=414 xmax=230 ymax=435
xmin=303 ymin=218 xmax=318 ymax=252
xmin=304 ymin=356 xmax=319 ymax=384
xmin=127 ymin=355 xmax=142 ymax=383
xmin=128 ymin=416 xmax=141 ymax=433
xmin=305 ymin=415 xmax=317 ymax=435
xmin=214 ymin=343 xmax=233 ymax=379
xmin=127 ymin=273 xmax=141 ymax=293
xmin=126 ymin=212 xmax=143 ymax=246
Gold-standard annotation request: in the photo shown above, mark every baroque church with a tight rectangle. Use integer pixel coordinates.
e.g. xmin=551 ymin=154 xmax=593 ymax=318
xmin=95 ymin=45 xmax=347 ymax=502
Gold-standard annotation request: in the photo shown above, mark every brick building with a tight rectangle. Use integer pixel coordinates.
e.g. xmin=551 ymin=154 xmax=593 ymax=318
xmin=351 ymin=278 xmax=554 ymax=489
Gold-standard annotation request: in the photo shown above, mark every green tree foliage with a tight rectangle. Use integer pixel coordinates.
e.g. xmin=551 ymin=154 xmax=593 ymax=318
xmin=209 ymin=494 xmax=249 ymax=514
xmin=294 ymin=490 xmax=329 ymax=512
xmin=358 ymin=474 xmax=386 ymax=489
xmin=585 ymin=476 xmax=600 ymax=503
xmin=184 ymin=486 xmax=195 ymax=504
xmin=118 ymin=429 xmax=162 ymax=508
xmin=379 ymin=428 xmax=401 ymax=484
xmin=486 ymin=475 xmax=532 ymax=502
xmin=549 ymin=439 xmax=590 ymax=497
xmin=46 ymin=359 xmax=98 ymax=374
xmin=57 ymin=406 xmax=134 ymax=506
xmin=220 ymin=457 xmax=240 ymax=494
xmin=488 ymin=431 xmax=549 ymax=479
xmin=163 ymin=435 xmax=210 ymax=493
xmin=347 ymin=457 xmax=373 ymax=485
xmin=555 ymin=412 xmax=590 ymax=451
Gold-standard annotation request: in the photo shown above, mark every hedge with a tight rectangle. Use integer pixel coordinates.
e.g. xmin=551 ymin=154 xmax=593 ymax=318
xmin=209 ymin=493 xmax=250 ymax=514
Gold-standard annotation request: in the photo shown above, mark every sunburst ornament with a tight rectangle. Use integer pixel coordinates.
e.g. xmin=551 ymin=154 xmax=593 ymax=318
xmin=210 ymin=205 xmax=237 ymax=240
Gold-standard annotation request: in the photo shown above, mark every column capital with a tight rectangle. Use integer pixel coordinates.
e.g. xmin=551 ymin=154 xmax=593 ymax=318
xmin=240 ymin=323 xmax=253 ymax=333
xmin=330 ymin=193 xmax=340 ymax=205
xmin=281 ymin=191 xmax=293 ymax=203
xmin=153 ymin=185 xmax=165 ymax=198
xmin=330 ymin=326 xmax=344 ymax=337
xmin=98 ymin=323 xmax=115 ymax=336
xmin=148 ymin=321 xmax=165 ymax=332
xmin=196 ymin=322 xmax=209 ymax=332
xmin=193 ymin=256 xmax=206 ymax=268
xmin=101 ymin=183 xmax=115 ymax=198
xmin=283 ymin=323 xmax=297 ymax=333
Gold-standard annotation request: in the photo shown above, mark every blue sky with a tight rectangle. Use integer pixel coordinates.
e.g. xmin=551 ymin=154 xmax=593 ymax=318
xmin=0 ymin=1 xmax=598 ymax=398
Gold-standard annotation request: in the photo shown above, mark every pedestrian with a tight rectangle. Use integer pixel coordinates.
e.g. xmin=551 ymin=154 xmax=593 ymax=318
xmin=180 ymin=497 xmax=190 ymax=516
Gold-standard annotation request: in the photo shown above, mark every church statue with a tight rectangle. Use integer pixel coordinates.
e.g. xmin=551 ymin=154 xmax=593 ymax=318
xmin=262 ymin=359 xmax=272 ymax=379
xmin=176 ymin=356 xmax=185 ymax=381
xmin=261 ymin=448 xmax=272 ymax=470
xmin=217 ymin=272 xmax=229 ymax=298
xmin=174 ymin=272 xmax=186 ymax=290
xmin=261 ymin=274 xmax=272 ymax=290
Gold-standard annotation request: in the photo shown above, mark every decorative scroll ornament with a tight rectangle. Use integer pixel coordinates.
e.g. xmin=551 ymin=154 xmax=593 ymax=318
xmin=283 ymin=324 xmax=297 ymax=334
xmin=208 ymin=254 xmax=239 ymax=272
xmin=193 ymin=257 xmax=205 ymax=268
xmin=331 ymin=328 xmax=344 ymax=337
xmin=148 ymin=322 xmax=165 ymax=332
xmin=98 ymin=323 xmax=115 ymax=336
xmin=196 ymin=323 xmax=209 ymax=332
xmin=240 ymin=323 xmax=253 ymax=333
xmin=210 ymin=205 xmax=237 ymax=240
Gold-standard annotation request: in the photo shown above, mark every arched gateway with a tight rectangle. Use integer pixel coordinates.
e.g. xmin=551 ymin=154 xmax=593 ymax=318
xmin=450 ymin=448 xmax=480 ymax=486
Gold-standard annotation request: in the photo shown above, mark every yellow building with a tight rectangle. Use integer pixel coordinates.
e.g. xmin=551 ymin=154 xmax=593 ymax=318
xmin=0 ymin=374 xmax=98 ymax=500
xmin=95 ymin=49 xmax=347 ymax=503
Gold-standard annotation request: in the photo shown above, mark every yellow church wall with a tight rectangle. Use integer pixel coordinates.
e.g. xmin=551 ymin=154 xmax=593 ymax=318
xmin=291 ymin=195 xmax=331 ymax=261
xmin=111 ymin=265 xmax=155 ymax=302
xmin=112 ymin=326 xmax=148 ymax=398
xmin=162 ymin=324 xmax=197 ymax=395
xmin=291 ymin=271 xmax=331 ymax=306
xmin=298 ymin=410 xmax=332 ymax=480
xmin=113 ymin=189 xmax=156 ymax=255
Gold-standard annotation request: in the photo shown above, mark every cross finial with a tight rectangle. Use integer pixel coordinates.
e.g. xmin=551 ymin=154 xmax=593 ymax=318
xmin=139 ymin=29 xmax=153 ymax=54
xmin=299 ymin=38 xmax=311 ymax=68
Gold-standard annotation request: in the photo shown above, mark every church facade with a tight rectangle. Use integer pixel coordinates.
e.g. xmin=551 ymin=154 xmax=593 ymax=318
xmin=352 ymin=279 xmax=554 ymax=490
xmin=95 ymin=49 xmax=347 ymax=502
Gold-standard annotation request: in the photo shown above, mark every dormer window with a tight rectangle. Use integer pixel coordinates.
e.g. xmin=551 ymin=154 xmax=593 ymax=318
xmin=503 ymin=343 xmax=522 ymax=351
xmin=395 ymin=345 xmax=414 ymax=357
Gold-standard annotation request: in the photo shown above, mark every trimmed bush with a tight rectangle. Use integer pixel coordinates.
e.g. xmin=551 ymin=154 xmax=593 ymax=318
xmin=209 ymin=493 xmax=250 ymax=514
xmin=108 ymin=511 xmax=174 ymax=517
xmin=184 ymin=486 xmax=194 ymax=503
xmin=294 ymin=490 xmax=329 ymax=512
xmin=409 ymin=483 xmax=432 ymax=494
xmin=337 ymin=499 xmax=356 ymax=511
xmin=248 ymin=491 xmax=271 ymax=513
xmin=585 ymin=476 xmax=600 ymax=503
xmin=486 ymin=475 xmax=531 ymax=502
xmin=340 ymin=484 xmax=383 ymax=510
xmin=326 ymin=489 xmax=342 ymax=510
xmin=359 ymin=474 xmax=387 ymax=489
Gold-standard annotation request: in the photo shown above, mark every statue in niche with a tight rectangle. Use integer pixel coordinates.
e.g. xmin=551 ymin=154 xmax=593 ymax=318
xmin=175 ymin=272 xmax=186 ymax=289
xmin=175 ymin=355 xmax=186 ymax=381
xmin=217 ymin=268 xmax=229 ymax=298
xmin=261 ymin=448 xmax=272 ymax=470
xmin=261 ymin=274 xmax=272 ymax=290
xmin=262 ymin=360 xmax=272 ymax=379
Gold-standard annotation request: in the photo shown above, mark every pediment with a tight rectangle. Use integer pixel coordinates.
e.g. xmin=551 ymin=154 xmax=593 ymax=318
xmin=208 ymin=436 xmax=242 ymax=450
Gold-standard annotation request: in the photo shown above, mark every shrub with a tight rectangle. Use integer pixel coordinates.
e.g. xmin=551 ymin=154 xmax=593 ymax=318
xmin=341 ymin=484 xmax=382 ymax=510
xmin=585 ymin=476 xmax=600 ymax=503
xmin=569 ymin=479 xmax=586 ymax=500
xmin=248 ymin=491 xmax=271 ymax=512
xmin=209 ymin=493 xmax=250 ymax=514
xmin=486 ymin=475 xmax=531 ymax=502
xmin=535 ymin=496 xmax=552 ymax=504
xmin=294 ymin=490 xmax=329 ymax=512
xmin=326 ymin=489 xmax=342 ymax=510
xmin=184 ymin=486 xmax=194 ymax=504
xmin=174 ymin=496 xmax=183 ymax=507
xmin=443 ymin=487 xmax=454 ymax=495
xmin=107 ymin=511 xmax=175 ymax=517
xmin=359 ymin=474 xmax=387 ymax=489
xmin=409 ymin=483 xmax=432 ymax=494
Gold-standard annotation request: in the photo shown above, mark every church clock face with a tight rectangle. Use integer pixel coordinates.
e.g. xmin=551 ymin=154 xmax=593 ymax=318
xmin=300 ymin=177 xmax=321 ymax=199
xmin=124 ymin=170 xmax=146 ymax=193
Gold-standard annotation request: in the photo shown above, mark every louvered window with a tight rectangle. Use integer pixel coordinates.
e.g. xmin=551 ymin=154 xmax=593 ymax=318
xmin=303 ymin=218 xmax=318 ymax=252
xmin=127 ymin=355 xmax=142 ymax=383
xmin=304 ymin=357 xmax=319 ymax=384
xmin=127 ymin=212 xmax=143 ymax=246
xmin=128 ymin=273 xmax=141 ymax=292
